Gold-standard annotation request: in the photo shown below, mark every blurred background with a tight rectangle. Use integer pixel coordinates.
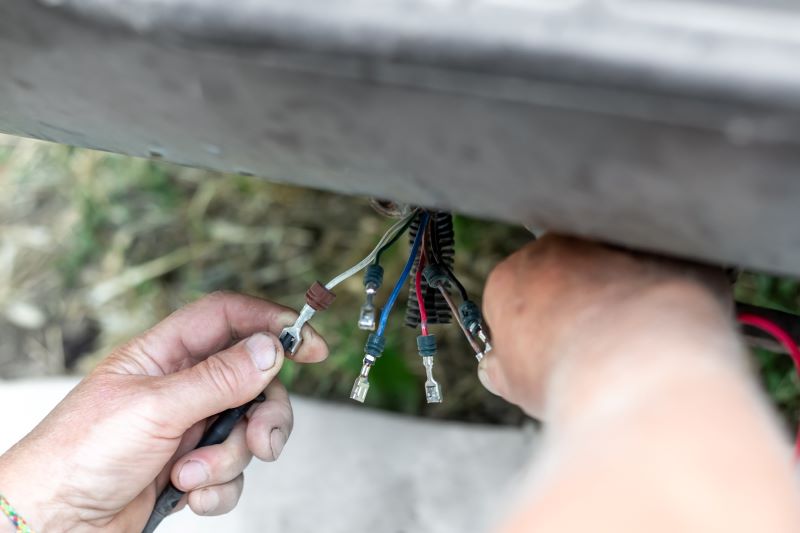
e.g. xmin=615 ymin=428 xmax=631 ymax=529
xmin=0 ymin=133 xmax=798 ymax=430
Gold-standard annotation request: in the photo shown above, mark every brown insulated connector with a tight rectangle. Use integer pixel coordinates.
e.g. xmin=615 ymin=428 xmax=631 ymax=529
xmin=305 ymin=281 xmax=336 ymax=311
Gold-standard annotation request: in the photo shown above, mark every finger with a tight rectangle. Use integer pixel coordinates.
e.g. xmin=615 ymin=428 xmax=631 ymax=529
xmin=116 ymin=291 xmax=326 ymax=376
xmin=293 ymin=322 xmax=329 ymax=364
xmin=187 ymin=474 xmax=244 ymax=516
xmin=172 ymin=420 xmax=252 ymax=492
xmin=478 ymin=353 xmax=503 ymax=397
xmin=246 ymin=380 xmax=293 ymax=461
xmin=156 ymin=332 xmax=284 ymax=431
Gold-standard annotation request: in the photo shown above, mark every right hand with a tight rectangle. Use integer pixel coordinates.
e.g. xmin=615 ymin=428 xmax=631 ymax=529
xmin=478 ymin=234 xmax=732 ymax=417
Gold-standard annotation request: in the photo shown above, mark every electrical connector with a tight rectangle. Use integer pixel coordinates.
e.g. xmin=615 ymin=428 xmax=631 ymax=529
xmin=358 ymin=265 xmax=384 ymax=331
xmin=350 ymin=356 xmax=375 ymax=403
xmin=417 ymin=335 xmax=442 ymax=403
xmin=350 ymin=333 xmax=386 ymax=403
xmin=459 ymin=300 xmax=493 ymax=354
xmin=422 ymin=264 xmax=450 ymax=290
xmin=279 ymin=304 xmax=317 ymax=356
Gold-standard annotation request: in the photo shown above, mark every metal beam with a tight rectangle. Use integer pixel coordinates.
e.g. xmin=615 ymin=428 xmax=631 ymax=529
xmin=3 ymin=0 xmax=800 ymax=273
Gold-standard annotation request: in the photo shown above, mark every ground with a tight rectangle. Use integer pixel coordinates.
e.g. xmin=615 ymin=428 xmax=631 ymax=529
xmin=0 ymin=134 xmax=797 ymax=428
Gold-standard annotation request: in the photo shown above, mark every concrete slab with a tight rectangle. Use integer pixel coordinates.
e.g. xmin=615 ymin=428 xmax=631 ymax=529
xmin=0 ymin=378 xmax=537 ymax=532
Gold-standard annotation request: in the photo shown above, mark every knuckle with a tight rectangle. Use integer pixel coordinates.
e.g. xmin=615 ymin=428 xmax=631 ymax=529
xmin=204 ymin=290 xmax=237 ymax=305
xmin=256 ymin=399 xmax=293 ymax=429
xmin=211 ymin=452 xmax=237 ymax=480
xmin=269 ymin=400 xmax=293 ymax=423
xmin=198 ymin=355 xmax=243 ymax=397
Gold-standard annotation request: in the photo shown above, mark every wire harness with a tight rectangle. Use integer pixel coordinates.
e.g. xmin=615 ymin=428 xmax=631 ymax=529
xmin=280 ymin=210 xmax=418 ymax=354
xmin=350 ymin=212 xmax=430 ymax=403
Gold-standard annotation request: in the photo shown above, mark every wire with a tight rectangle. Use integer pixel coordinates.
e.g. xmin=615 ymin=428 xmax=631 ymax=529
xmin=374 ymin=212 xmax=417 ymax=265
xmin=738 ymin=313 xmax=800 ymax=458
xmin=438 ymin=284 xmax=483 ymax=357
xmin=324 ymin=210 xmax=417 ymax=290
xmin=416 ymin=245 xmax=429 ymax=337
xmin=738 ymin=314 xmax=800 ymax=371
xmin=425 ymin=218 xmax=469 ymax=301
xmin=377 ymin=212 xmax=430 ymax=337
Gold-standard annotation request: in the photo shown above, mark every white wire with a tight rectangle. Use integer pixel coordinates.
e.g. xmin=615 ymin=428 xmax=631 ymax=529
xmin=324 ymin=211 xmax=417 ymax=290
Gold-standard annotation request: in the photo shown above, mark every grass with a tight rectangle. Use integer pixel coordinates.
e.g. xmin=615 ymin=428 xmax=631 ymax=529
xmin=0 ymin=134 xmax=798 ymax=429
xmin=0 ymin=135 xmax=528 ymax=425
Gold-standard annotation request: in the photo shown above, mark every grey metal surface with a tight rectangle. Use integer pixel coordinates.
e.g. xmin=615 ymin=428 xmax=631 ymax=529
xmin=2 ymin=0 xmax=800 ymax=273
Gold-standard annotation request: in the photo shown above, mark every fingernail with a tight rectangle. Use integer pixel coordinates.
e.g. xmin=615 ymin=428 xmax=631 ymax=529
xmin=478 ymin=366 xmax=499 ymax=396
xmin=246 ymin=333 xmax=277 ymax=371
xmin=198 ymin=488 xmax=219 ymax=515
xmin=270 ymin=428 xmax=287 ymax=460
xmin=179 ymin=460 xmax=208 ymax=489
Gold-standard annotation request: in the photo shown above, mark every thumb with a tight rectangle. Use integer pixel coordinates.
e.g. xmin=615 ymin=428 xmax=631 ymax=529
xmin=157 ymin=332 xmax=285 ymax=431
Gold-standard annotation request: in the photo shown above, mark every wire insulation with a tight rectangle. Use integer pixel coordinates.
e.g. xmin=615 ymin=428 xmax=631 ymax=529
xmin=374 ymin=213 xmax=417 ymax=265
xmin=738 ymin=313 xmax=800 ymax=458
xmin=325 ymin=211 xmax=417 ymax=290
xmin=416 ymin=246 xmax=429 ymax=336
xmin=377 ymin=213 xmax=429 ymax=337
xmin=425 ymin=219 xmax=469 ymax=301
xmin=438 ymin=285 xmax=483 ymax=356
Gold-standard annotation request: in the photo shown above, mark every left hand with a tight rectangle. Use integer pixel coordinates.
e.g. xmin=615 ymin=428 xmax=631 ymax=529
xmin=0 ymin=291 xmax=328 ymax=532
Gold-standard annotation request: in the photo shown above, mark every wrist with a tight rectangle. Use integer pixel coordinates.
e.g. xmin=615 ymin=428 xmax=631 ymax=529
xmin=544 ymin=279 xmax=745 ymax=423
xmin=0 ymin=449 xmax=78 ymax=532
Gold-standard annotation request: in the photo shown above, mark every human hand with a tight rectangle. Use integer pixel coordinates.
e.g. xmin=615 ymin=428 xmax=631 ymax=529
xmin=0 ymin=292 xmax=328 ymax=532
xmin=478 ymin=234 xmax=733 ymax=417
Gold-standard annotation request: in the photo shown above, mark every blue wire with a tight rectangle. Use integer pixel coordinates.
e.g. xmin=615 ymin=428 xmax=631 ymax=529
xmin=376 ymin=212 xmax=430 ymax=337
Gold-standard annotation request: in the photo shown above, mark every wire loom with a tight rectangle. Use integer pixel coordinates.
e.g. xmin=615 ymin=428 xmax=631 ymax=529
xmin=405 ymin=211 xmax=454 ymax=327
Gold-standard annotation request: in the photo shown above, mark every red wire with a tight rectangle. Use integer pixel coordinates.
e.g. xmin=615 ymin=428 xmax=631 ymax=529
xmin=416 ymin=248 xmax=429 ymax=337
xmin=737 ymin=313 xmax=800 ymax=458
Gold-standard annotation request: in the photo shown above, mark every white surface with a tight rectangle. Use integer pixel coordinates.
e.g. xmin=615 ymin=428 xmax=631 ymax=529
xmin=0 ymin=378 xmax=537 ymax=532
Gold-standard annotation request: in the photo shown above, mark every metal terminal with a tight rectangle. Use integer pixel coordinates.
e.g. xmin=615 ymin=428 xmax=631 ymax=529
xmin=476 ymin=328 xmax=492 ymax=354
xmin=359 ymin=265 xmax=384 ymax=331
xmin=437 ymin=287 xmax=485 ymax=361
xmin=417 ymin=335 xmax=442 ymax=403
xmin=358 ymin=283 xmax=378 ymax=331
xmin=350 ymin=355 xmax=376 ymax=403
xmin=351 ymin=335 xmax=385 ymax=403
xmin=279 ymin=304 xmax=316 ymax=356
xmin=422 ymin=356 xmax=443 ymax=403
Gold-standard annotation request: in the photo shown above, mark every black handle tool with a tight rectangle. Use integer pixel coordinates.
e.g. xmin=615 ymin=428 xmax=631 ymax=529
xmin=142 ymin=334 xmax=295 ymax=533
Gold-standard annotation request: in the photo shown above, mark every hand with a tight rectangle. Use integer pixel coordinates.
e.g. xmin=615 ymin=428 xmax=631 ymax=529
xmin=479 ymin=234 xmax=732 ymax=417
xmin=0 ymin=292 xmax=328 ymax=532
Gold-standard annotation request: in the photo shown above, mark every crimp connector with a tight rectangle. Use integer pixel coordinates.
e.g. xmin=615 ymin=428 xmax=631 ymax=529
xmin=350 ymin=358 xmax=374 ymax=403
xmin=417 ymin=335 xmax=442 ymax=403
xmin=459 ymin=300 xmax=493 ymax=354
xmin=350 ymin=334 xmax=386 ymax=403
xmin=358 ymin=265 xmax=384 ymax=331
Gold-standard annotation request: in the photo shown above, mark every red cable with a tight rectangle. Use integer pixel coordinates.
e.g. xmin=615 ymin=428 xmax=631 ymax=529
xmin=416 ymin=248 xmax=429 ymax=337
xmin=737 ymin=313 xmax=800 ymax=458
